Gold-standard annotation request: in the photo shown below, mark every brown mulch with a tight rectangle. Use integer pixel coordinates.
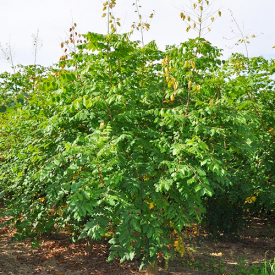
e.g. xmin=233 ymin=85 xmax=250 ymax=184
xmin=0 ymin=215 xmax=274 ymax=275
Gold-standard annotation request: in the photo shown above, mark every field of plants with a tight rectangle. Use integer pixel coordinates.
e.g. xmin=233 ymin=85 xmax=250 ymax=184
xmin=0 ymin=1 xmax=275 ymax=274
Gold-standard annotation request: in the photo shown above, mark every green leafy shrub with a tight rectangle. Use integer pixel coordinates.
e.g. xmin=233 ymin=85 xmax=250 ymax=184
xmin=0 ymin=31 xmax=274 ymax=270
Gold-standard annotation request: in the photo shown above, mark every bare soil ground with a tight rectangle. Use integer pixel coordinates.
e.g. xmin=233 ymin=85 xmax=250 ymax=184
xmin=0 ymin=216 xmax=274 ymax=275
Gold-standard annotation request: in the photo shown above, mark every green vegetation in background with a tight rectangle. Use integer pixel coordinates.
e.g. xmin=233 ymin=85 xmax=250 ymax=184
xmin=0 ymin=0 xmax=274 ymax=273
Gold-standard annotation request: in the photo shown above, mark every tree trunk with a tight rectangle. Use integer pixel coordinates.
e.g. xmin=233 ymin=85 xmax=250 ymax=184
xmin=147 ymin=260 xmax=158 ymax=275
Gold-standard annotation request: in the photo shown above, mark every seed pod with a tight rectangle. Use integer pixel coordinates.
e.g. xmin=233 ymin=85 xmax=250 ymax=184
xmin=188 ymin=80 xmax=192 ymax=89
xmin=170 ymin=94 xmax=175 ymax=102
xmin=174 ymin=81 xmax=179 ymax=91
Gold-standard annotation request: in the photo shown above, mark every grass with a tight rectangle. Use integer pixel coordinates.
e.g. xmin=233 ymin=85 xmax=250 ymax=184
xmin=180 ymin=252 xmax=275 ymax=275
xmin=260 ymin=251 xmax=275 ymax=275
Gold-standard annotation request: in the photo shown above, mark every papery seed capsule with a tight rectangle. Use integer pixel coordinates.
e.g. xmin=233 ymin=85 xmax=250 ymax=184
xmin=174 ymin=81 xmax=179 ymax=91
xmin=170 ymin=94 xmax=175 ymax=102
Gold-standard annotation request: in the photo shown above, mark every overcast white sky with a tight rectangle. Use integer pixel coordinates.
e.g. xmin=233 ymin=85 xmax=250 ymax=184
xmin=0 ymin=0 xmax=275 ymax=73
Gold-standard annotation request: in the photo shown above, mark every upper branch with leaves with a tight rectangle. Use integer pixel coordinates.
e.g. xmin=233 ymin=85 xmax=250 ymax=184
xmin=224 ymin=9 xmax=260 ymax=58
xmin=179 ymin=0 xmax=221 ymax=38
xmin=0 ymin=38 xmax=16 ymax=74
xmin=131 ymin=0 xmax=154 ymax=46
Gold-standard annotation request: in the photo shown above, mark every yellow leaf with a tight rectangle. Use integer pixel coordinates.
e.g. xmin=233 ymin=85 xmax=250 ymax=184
xmin=102 ymin=13 xmax=106 ymax=17
xmin=184 ymin=61 xmax=189 ymax=68
xmin=218 ymin=11 xmax=222 ymax=17
xmin=170 ymin=94 xmax=175 ymax=102
xmin=103 ymin=6 xmax=107 ymax=11
xmin=200 ymin=6 xmax=203 ymax=11
xmin=149 ymin=202 xmax=154 ymax=209
xmin=38 ymin=197 xmax=45 ymax=202
xmin=244 ymin=195 xmax=257 ymax=204
xmin=211 ymin=17 xmax=214 ymax=22
xmin=117 ymin=22 xmax=121 ymax=26
xmin=188 ymin=80 xmax=192 ymax=89
xmin=187 ymin=16 xmax=191 ymax=21
xmin=186 ymin=25 xmax=191 ymax=32
xmin=193 ymin=3 xmax=197 ymax=9
xmin=193 ymin=23 xmax=196 ymax=28
xmin=272 ymin=46 xmax=275 ymax=48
